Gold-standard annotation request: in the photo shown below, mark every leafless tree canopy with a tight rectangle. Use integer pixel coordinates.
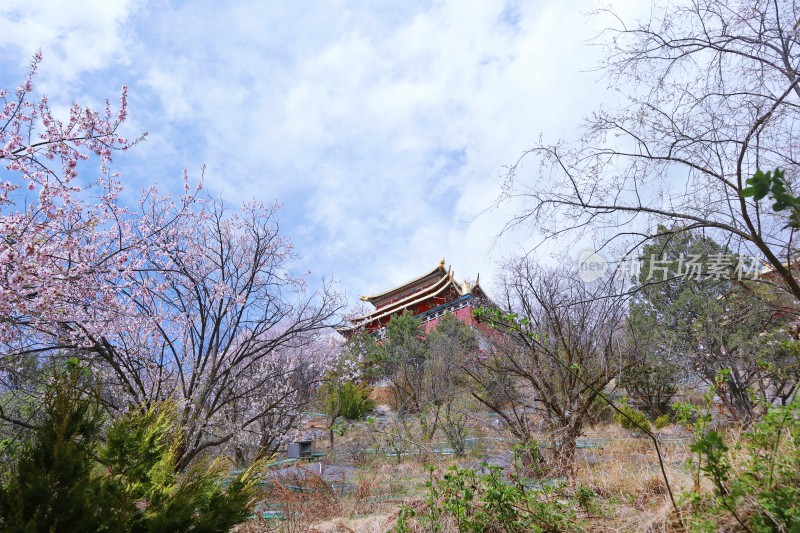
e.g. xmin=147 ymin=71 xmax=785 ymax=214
xmin=503 ymin=0 xmax=800 ymax=299
xmin=469 ymin=259 xmax=632 ymax=467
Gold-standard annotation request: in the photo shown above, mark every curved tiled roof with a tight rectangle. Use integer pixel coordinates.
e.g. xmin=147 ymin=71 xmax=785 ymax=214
xmin=360 ymin=259 xmax=447 ymax=308
xmin=338 ymin=260 xmax=491 ymax=337
xmin=354 ymin=270 xmax=460 ymax=327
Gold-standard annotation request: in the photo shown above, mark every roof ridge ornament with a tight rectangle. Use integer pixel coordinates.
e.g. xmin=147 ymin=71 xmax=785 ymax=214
xmin=461 ymin=279 xmax=471 ymax=294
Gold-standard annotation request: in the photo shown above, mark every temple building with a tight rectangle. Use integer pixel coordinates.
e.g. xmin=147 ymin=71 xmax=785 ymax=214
xmin=340 ymin=259 xmax=491 ymax=338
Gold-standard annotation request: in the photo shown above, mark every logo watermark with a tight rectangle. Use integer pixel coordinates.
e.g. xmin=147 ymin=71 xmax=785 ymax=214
xmin=577 ymin=250 xmax=608 ymax=282
xmin=577 ymin=251 xmax=764 ymax=283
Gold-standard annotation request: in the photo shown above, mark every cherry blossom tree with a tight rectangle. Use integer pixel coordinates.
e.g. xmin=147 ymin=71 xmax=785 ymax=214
xmin=0 ymin=52 xmax=141 ymax=347
xmin=90 ymin=199 xmax=343 ymax=467
xmin=0 ymin=57 xmax=344 ymax=467
xmin=0 ymin=53 xmax=149 ymax=430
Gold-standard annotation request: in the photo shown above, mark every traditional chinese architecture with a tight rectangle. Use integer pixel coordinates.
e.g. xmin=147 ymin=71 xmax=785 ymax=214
xmin=340 ymin=259 xmax=491 ymax=338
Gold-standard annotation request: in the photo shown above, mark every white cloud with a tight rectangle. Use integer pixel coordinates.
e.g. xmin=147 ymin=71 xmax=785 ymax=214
xmin=0 ymin=0 xmax=649 ymax=305
xmin=0 ymin=0 xmax=139 ymax=92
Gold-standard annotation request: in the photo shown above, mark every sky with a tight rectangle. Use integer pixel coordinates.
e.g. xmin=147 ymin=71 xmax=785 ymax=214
xmin=0 ymin=0 xmax=647 ymax=309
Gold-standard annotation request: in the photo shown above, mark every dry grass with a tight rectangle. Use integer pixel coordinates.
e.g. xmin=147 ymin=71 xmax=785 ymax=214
xmin=306 ymin=514 xmax=399 ymax=533
xmin=247 ymin=417 xmax=740 ymax=532
xmin=576 ymin=425 xmax=692 ymax=499
xmin=569 ymin=424 xmax=696 ymax=531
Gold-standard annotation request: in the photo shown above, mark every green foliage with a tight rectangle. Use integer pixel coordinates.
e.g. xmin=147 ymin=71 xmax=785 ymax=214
xmin=742 ymin=168 xmax=785 ymax=202
xmin=374 ymin=312 xmax=428 ymax=413
xmin=628 ymin=226 xmax=796 ymax=420
xmin=742 ymin=168 xmax=800 ymax=228
xmin=620 ymin=358 xmax=679 ymax=417
xmin=629 ymin=226 xmax=730 ymax=348
xmin=472 ymin=305 xmax=523 ymax=331
xmin=0 ymin=367 xmax=105 ymax=531
xmin=684 ymin=393 xmax=800 ymax=531
xmin=393 ymin=464 xmax=581 ymax=532
xmin=379 ymin=311 xmax=427 ymax=373
xmin=393 ymin=506 xmax=418 ymax=533
xmin=320 ymin=337 xmax=376 ymax=447
xmin=672 ymin=401 xmax=702 ymax=428
xmin=341 ymin=381 xmax=374 ymax=420
xmin=654 ymin=414 xmax=672 ymax=430
xmin=344 ymin=331 xmax=382 ymax=380
xmin=426 ymin=312 xmax=479 ymax=358
xmin=100 ymin=403 xmax=176 ymax=501
xmin=613 ymin=399 xmax=651 ymax=433
xmin=584 ymin=392 xmax=613 ymax=425
xmin=511 ymin=441 xmax=547 ymax=478
xmin=327 ymin=380 xmax=374 ymax=421
xmin=0 ymin=367 xmax=260 ymax=532
xmin=369 ymin=311 xmax=479 ymax=453
xmin=101 ymin=402 xmax=259 ymax=531
xmin=575 ymin=483 xmax=598 ymax=515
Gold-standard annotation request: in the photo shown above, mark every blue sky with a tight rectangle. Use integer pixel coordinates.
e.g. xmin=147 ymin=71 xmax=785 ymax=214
xmin=0 ymin=0 xmax=644 ymax=308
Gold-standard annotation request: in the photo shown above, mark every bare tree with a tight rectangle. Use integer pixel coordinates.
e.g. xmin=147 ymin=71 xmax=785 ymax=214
xmin=469 ymin=259 xmax=631 ymax=469
xmin=425 ymin=313 xmax=478 ymax=454
xmin=502 ymin=0 xmax=800 ymax=301
xmin=84 ymin=200 xmax=343 ymax=468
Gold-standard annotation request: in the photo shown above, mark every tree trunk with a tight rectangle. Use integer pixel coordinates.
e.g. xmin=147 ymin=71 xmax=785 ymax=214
xmin=556 ymin=420 xmax=582 ymax=476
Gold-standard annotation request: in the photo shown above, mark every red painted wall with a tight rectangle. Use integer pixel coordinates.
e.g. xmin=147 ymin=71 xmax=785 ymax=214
xmin=422 ymin=306 xmax=475 ymax=333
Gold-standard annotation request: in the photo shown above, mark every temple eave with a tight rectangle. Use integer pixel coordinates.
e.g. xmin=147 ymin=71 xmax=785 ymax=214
xmin=357 ymin=269 xmax=454 ymax=319
xmin=339 ymin=260 xmax=491 ymax=339
xmin=354 ymin=276 xmax=460 ymax=325
xmin=359 ymin=259 xmax=447 ymax=306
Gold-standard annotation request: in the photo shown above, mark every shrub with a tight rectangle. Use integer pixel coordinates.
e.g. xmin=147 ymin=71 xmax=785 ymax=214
xmin=685 ymin=395 xmax=800 ymax=531
xmin=0 ymin=366 xmax=260 ymax=532
xmin=613 ymin=400 xmax=652 ymax=432
xmin=0 ymin=366 xmax=106 ymax=531
xmin=619 ymin=357 xmax=679 ymax=417
xmin=337 ymin=381 xmax=374 ymax=420
xmin=575 ymin=483 xmax=598 ymax=515
xmin=587 ymin=392 xmax=615 ymax=424
xmin=654 ymin=414 xmax=672 ymax=429
xmin=100 ymin=402 xmax=260 ymax=531
xmin=393 ymin=464 xmax=581 ymax=532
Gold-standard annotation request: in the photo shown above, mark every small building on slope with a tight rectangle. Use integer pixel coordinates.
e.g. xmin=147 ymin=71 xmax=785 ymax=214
xmin=340 ymin=259 xmax=491 ymax=338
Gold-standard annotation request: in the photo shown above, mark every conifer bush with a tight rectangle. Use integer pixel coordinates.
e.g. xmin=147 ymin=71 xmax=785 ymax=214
xmin=654 ymin=414 xmax=672 ymax=430
xmin=335 ymin=381 xmax=374 ymax=420
xmin=613 ymin=400 xmax=652 ymax=433
xmin=0 ymin=364 xmax=261 ymax=531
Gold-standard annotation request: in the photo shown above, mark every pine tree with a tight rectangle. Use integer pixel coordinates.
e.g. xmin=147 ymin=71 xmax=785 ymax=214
xmin=0 ymin=362 xmax=261 ymax=532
